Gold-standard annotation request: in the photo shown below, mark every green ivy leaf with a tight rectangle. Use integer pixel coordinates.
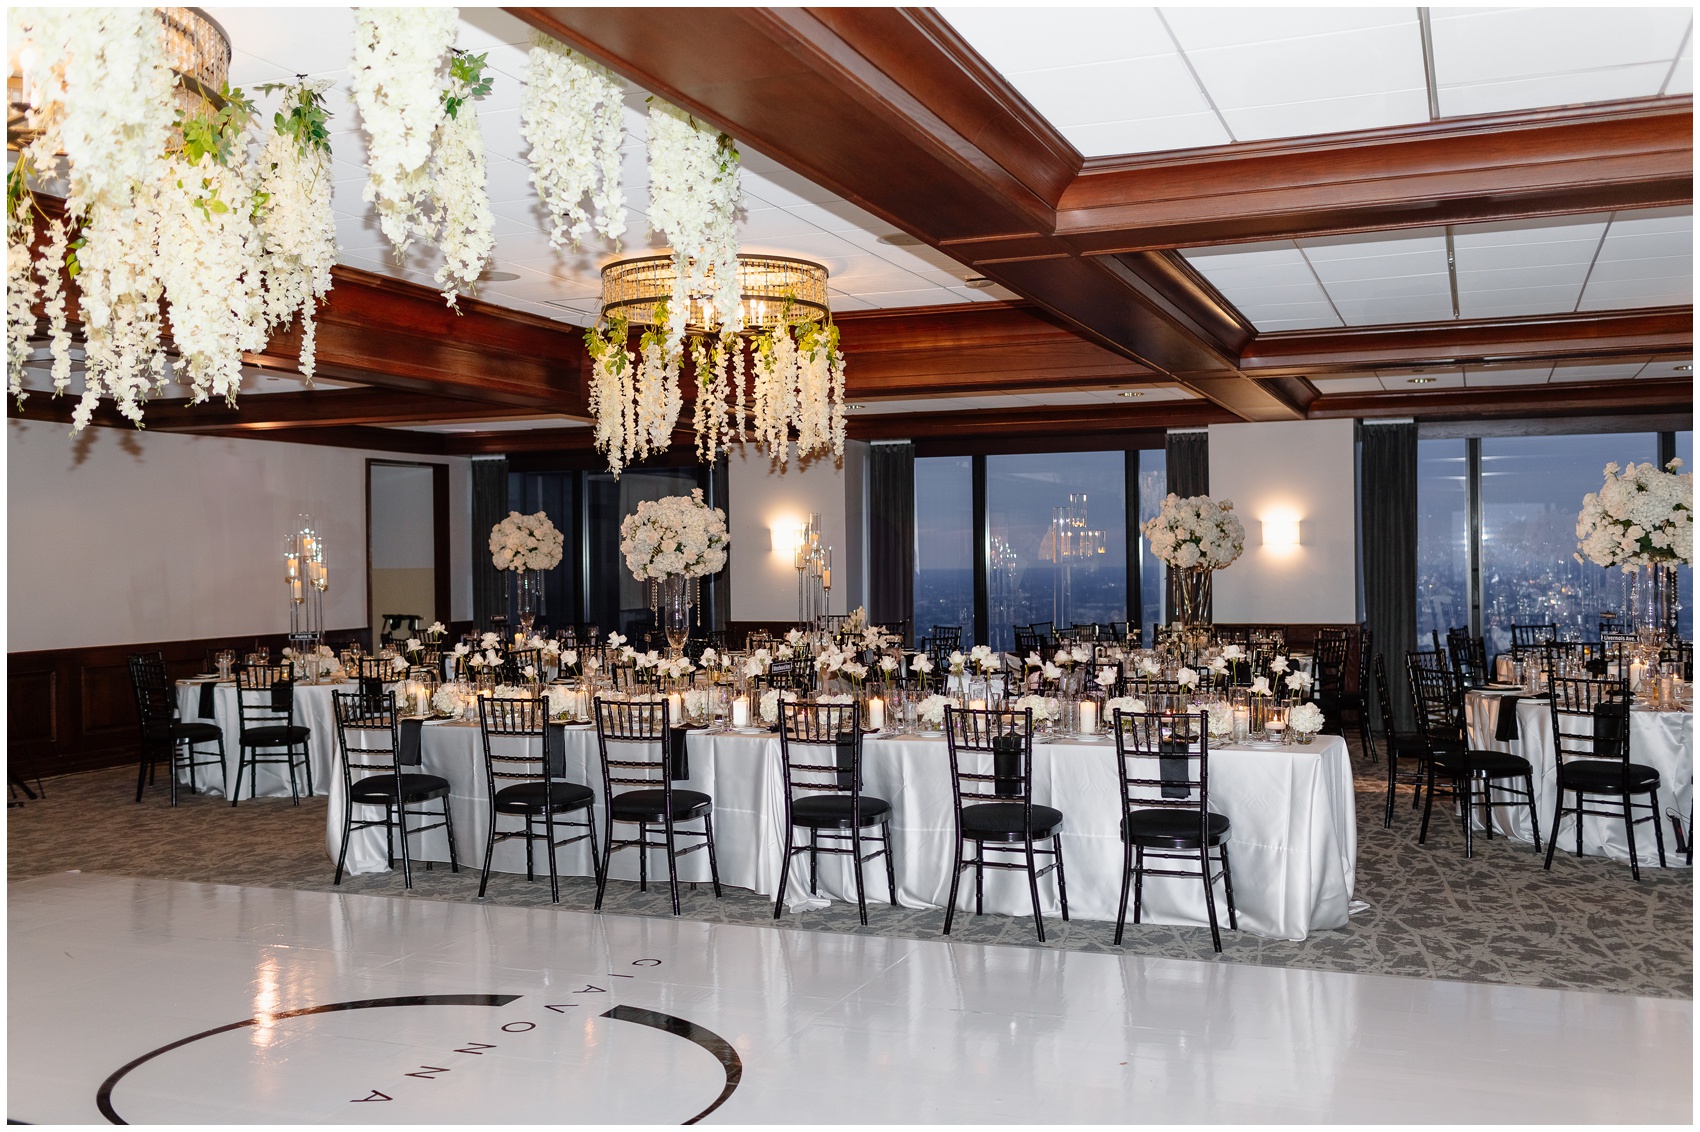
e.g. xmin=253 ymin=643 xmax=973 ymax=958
xmin=442 ymin=49 xmax=495 ymax=119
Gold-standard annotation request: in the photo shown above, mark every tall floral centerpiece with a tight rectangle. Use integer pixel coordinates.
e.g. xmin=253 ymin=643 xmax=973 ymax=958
xmin=489 ymin=511 xmax=564 ymax=634
xmin=1576 ymin=459 xmax=1693 ymax=640
xmin=619 ymin=489 xmax=730 ymax=652
xmin=1141 ymin=493 xmax=1246 ymax=629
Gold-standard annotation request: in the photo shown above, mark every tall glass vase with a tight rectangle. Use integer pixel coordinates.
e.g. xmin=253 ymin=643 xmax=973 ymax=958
xmin=1174 ymin=567 xmax=1214 ymax=628
xmin=512 ymin=568 xmax=539 ymax=637
xmin=1628 ymin=563 xmax=1677 ymax=643
xmin=657 ymin=574 xmax=691 ymax=654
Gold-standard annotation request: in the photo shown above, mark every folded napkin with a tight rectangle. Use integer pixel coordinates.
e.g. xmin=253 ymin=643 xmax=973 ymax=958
xmin=1494 ymin=696 xmax=1522 ymax=742
xmin=993 ymin=732 xmax=1023 ymax=798
xmin=198 ymin=680 xmax=218 ymax=720
xmin=398 ymin=717 xmax=424 ymax=766
xmin=1159 ymin=736 xmax=1194 ymax=799
xmin=669 ymin=725 xmax=691 ymax=781
xmin=542 ymin=721 xmax=568 ymax=778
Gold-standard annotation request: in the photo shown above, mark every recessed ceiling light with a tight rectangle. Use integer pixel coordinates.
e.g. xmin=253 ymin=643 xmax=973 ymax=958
xmin=1677 ymin=364 xmax=1692 ymax=372
xmin=1117 ymin=391 xmax=1144 ymax=398
xmin=844 ymin=403 xmax=866 ymax=410
xmin=478 ymin=269 xmax=520 ymax=282
xmin=1408 ymin=377 xmax=1437 ymax=384
xmin=877 ymin=233 xmax=924 ymax=247
xmin=964 ymin=277 xmax=995 ymax=289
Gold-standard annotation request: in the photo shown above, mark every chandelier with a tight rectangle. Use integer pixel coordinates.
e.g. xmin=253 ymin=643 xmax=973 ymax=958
xmin=8 ymin=7 xmax=231 ymax=153
xmin=588 ymin=251 xmax=847 ymax=476
xmin=599 ymin=253 xmax=830 ymax=334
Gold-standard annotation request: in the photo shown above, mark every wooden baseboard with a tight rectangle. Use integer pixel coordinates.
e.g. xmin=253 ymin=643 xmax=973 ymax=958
xmin=7 ymin=628 xmax=367 ymax=780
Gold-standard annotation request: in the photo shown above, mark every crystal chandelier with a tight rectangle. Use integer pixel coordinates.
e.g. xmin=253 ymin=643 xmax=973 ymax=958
xmin=7 ymin=7 xmax=232 ymax=154
xmin=589 ymin=252 xmax=847 ymax=475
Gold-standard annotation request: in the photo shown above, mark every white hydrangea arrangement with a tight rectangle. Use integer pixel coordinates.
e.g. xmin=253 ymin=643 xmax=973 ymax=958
xmin=1141 ymin=493 xmax=1246 ymax=570
xmin=1575 ymin=460 xmax=1694 ymax=568
xmin=618 ymin=490 xmax=730 ymax=580
xmin=1206 ymin=701 xmax=1236 ymax=739
xmin=1288 ymin=702 xmax=1325 ymax=736
xmin=489 ymin=511 xmax=565 ymax=572
xmin=1104 ymin=696 xmax=1149 ymax=719
xmin=915 ymin=692 xmax=955 ymax=729
xmin=759 ymin=687 xmax=797 ymax=725
xmin=1009 ymin=693 xmax=1054 ymax=724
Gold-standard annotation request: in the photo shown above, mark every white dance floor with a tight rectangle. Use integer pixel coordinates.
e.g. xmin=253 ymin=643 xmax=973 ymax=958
xmin=8 ymin=872 xmax=1690 ymax=1124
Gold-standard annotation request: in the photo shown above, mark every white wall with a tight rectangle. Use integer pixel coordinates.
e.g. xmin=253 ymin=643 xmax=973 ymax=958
xmin=726 ymin=441 xmax=867 ymax=621
xmin=7 ymin=419 xmax=472 ymax=652
xmin=1207 ymin=418 xmax=1358 ymax=624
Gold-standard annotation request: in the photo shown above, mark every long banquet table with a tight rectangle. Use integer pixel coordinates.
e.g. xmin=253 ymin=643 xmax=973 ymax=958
xmin=1464 ymin=689 xmax=1693 ymax=868
xmin=329 ymin=723 xmax=1356 ymax=941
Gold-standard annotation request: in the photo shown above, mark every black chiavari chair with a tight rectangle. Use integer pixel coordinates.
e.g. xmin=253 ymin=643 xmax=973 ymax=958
xmin=773 ymin=702 xmax=896 ymax=925
xmin=333 ymin=690 xmax=458 ymax=888
xmin=1370 ymin=653 xmax=1429 ymax=827
xmin=128 ymin=652 xmax=224 ymax=806
xmin=232 ymin=663 xmax=312 ymax=805
xmin=941 ymin=706 xmax=1067 ymax=942
xmin=1544 ymin=677 xmax=1663 ymax=880
xmin=476 ymin=695 xmax=599 ymax=904
xmin=593 ymin=697 xmax=721 ymax=915
xmin=1110 ymin=708 xmax=1236 ymax=952
xmin=1510 ymin=622 xmax=1558 ymax=653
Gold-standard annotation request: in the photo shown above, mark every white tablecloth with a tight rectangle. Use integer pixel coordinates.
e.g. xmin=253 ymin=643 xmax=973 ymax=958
xmin=1464 ymin=690 xmax=1692 ymax=868
xmin=328 ymin=725 xmax=1356 ymax=941
xmin=174 ymin=679 xmax=347 ymax=800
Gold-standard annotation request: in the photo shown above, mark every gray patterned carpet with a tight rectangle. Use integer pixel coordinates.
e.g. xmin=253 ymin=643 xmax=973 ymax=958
xmin=8 ymin=745 xmax=1691 ymax=998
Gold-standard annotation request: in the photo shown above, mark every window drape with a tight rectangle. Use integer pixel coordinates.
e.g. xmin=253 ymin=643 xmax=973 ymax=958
xmin=1362 ymin=422 xmax=1418 ymax=731
xmin=470 ymin=457 xmax=509 ymax=632
xmin=1164 ymin=430 xmax=1210 ymax=624
xmin=868 ymin=441 xmax=915 ymax=644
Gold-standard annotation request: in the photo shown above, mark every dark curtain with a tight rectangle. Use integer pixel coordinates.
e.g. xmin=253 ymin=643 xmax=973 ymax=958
xmin=1362 ymin=422 xmax=1418 ymax=731
xmin=868 ymin=442 xmax=916 ymax=643
xmin=708 ymin=456 xmax=730 ymax=634
xmin=1164 ymin=430 xmax=1210 ymax=624
xmin=471 ymin=457 xmax=509 ymax=632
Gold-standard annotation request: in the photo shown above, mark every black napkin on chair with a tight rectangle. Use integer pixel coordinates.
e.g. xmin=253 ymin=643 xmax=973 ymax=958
xmin=669 ymin=726 xmax=690 ymax=781
xmin=269 ymin=678 xmax=295 ymax=713
xmin=1159 ymin=734 xmax=1193 ymax=799
xmin=543 ymin=721 xmax=569 ymax=778
xmin=398 ymin=717 xmax=424 ymax=767
xmin=993 ymin=732 xmax=1023 ymax=798
xmin=834 ymin=730 xmax=857 ymax=792
xmin=1494 ymin=695 xmax=1522 ymax=742
xmin=1592 ymin=701 xmax=1629 ymax=757
xmin=198 ymin=680 xmax=217 ymax=719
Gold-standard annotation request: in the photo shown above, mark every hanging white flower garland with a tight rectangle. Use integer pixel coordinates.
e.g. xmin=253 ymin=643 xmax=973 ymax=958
xmin=429 ymin=60 xmax=496 ymax=304
xmin=645 ymin=101 xmax=741 ymax=356
xmin=350 ymin=7 xmax=455 ymax=256
xmin=521 ymin=33 xmax=627 ymax=247
xmin=254 ymin=80 xmax=338 ymax=382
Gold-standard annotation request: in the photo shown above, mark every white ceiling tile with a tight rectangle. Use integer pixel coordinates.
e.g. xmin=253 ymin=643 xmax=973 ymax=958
xmin=1298 ymin=230 xmax=1447 ymax=261
xmin=1182 ymin=242 xmax=1307 ymax=272
xmin=1586 ymin=256 xmax=1691 ymax=284
xmin=737 ymin=207 xmax=831 ymax=242
xmin=1332 ymin=295 xmax=1457 ymax=326
xmin=1579 ymin=279 xmax=1693 ymax=309
xmin=1160 ymin=6 xmax=1420 ymax=51
xmin=1223 ymin=90 xmax=1430 ymax=141
xmin=455 ymin=7 xmax=536 ymax=51
xmin=1598 ymin=208 xmax=1694 ymax=239
xmin=782 ymin=198 xmax=887 ymax=234
xmin=1180 ymin=22 xmax=1426 ymax=111
xmin=940 ymin=7 xmax=1177 ymax=72
xmin=1305 ymin=249 xmax=1448 ymax=284
xmin=207 ymin=7 xmax=355 ymax=75
xmin=1319 ymin=273 xmax=1452 ymax=303
xmin=1456 ymin=287 xmax=1583 ymax=320
xmin=1452 ymin=237 xmax=1605 ymax=272
xmin=1429 ymin=7 xmax=1692 ymax=85
xmin=1465 ymin=365 xmax=1556 ymax=386
xmin=1251 ymin=317 xmax=1344 ymax=332
xmin=1455 ymin=265 xmax=1592 ymax=292
xmin=477 ymin=107 xmax=529 ymax=166
xmin=1307 ymin=375 xmax=1386 ymax=393
xmin=1439 ymin=65 xmax=1674 ymax=117
xmin=996 ymin=54 xmax=1212 ymax=129
xmin=1665 ymin=54 xmax=1693 ymax=94
xmin=1061 ymin=113 xmax=1232 ymax=156
xmin=741 ymin=167 xmax=843 ymax=209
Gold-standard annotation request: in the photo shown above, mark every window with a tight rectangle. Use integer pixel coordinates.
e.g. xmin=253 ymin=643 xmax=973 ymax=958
xmin=1479 ymin=433 xmax=1657 ymax=653
xmin=1135 ymin=448 xmax=1168 ymax=637
xmin=1416 ymin=439 xmax=1469 ymax=644
xmin=1676 ymin=431 xmax=1693 ymax=642
xmin=913 ymin=455 xmax=975 ymax=646
xmin=985 ymin=453 xmax=1127 ymax=652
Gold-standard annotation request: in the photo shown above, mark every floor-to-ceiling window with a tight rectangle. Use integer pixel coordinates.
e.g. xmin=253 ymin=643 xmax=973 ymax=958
xmin=1135 ymin=447 xmax=1168 ymax=638
xmin=985 ymin=452 xmax=1127 ymax=651
xmin=913 ymin=455 xmax=975 ymax=646
xmin=1416 ymin=428 xmax=1685 ymax=653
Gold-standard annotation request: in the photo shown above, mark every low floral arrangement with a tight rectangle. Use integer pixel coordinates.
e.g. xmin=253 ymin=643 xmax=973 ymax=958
xmin=282 ymin=644 xmax=338 ymax=678
xmin=490 ymin=511 xmax=565 ymax=572
xmin=619 ymin=489 xmax=730 ymax=580
xmin=759 ymin=687 xmax=798 ymax=725
xmin=1206 ymin=701 xmax=1236 ymax=739
xmin=1009 ymin=693 xmax=1054 ymax=723
xmin=1575 ymin=459 xmax=1694 ymax=567
xmin=1104 ymin=696 xmax=1150 ymax=719
xmin=1288 ymin=702 xmax=1325 ymax=737
xmin=915 ymin=692 xmax=955 ymax=729
xmin=1142 ymin=493 xmax=1246 ymax=570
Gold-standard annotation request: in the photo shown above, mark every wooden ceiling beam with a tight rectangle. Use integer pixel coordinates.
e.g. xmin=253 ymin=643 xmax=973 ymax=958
xmin=1048 ymin=97 xmax=1694 ymax=256
xmin=847 ymin=399 xmax=1235 ymax=441
xmin=5 ymin=387 xmax=550 ymax=433
xmin=1243 ymin=307 xmax=1693 ymax=376
xmin=1307 ymin=377 xmax=1693 ymax=422
xmin=245 ymin=266 xmax=591 ymax=414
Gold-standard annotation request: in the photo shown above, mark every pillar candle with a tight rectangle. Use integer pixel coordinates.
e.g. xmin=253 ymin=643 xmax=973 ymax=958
xmin=732 ymin=696 xmax=750 ymax=729
xmin=1078 ymin=700 xmax=1098 ymax=734
xmin=667 ymin=692 xmax=683 ymax=724
xmin=969 ymin=698 xmax=986 ymax=711
xmin=867 ymin=696 xmax=884 ymax=731
xmin=1629 ymin=660 xmax=1648 ymax=690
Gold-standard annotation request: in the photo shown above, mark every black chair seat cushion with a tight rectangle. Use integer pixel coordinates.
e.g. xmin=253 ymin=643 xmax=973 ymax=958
xmin=1431 ymin=748 xmax=1531 ymax=777
xmin=494 ymin=780 xmax=595 ymax=814
xmin=1123 ymin=808 xmax=1231 ymax=849
xmin=352 ymin=772 xmax=452 ymax=805
xmin=171 ymin=721 xmax=223 ymax=743
xmin=611 ymin=788 xmax=712 ymax=822
xmin=1387 ymin=732 xmax=1429 ymax=758
xmin=1560 ymin=759 xmax=1661 ymax=794
xmin=960 ymin=802 xmax=1063 ymax=841
xmin=790 ymin=794 xmax=891 ymax=829
xmin=240 ymin=724 xmax=311 ymax=748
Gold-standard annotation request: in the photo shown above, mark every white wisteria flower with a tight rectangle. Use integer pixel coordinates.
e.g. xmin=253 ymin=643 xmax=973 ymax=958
xmin=645 ymin=100 xmax=741 ymax=354
xmin=1575 ymin=460 xmax=1694 ymax=567
xmin=350 ymin=7 xmax=455 ymax=255
xmin=521 ymin=32 xmax=626 ymax=247
xmin=428 ymin=71 xmax=495 ymax=304
xmin=254 ymin=80 xmax=336 ymax=382
xmin=1141 ymin=493 xmax=1246 ymax=570
xmin=489 ymin=511 xmax=565 ymax=572
xmin=618 ymin=490 xmax=730 ymax=580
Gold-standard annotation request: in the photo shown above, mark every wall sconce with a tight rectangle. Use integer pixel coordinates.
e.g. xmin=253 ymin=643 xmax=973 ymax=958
xmin=769 ymin=521 xmax=802 ymax=554
xmin=1262 ymin=519 xmax=1301 ymax=549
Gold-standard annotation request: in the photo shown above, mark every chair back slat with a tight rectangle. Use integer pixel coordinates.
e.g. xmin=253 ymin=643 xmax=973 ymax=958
xmin=944 ymin=706 xmax=1034 ymax=805
xmin=236 ymin=663 xmax=296 ymax=729
xmin=333 ymin=689 xmax=403 ymax=777
xmin=1406 ymin=652 xmax=1460 ymax=747
xmin=594 ymin=697 xmax=674 ymax=794
xmin=477 ymin=695 xmax=559 ymax=786
xmin=1547 ymin=676 xmax=1631 ymax=762
xmin=779 ymin=703 xmax=862 ymax=798
xmin=127 ymin=652 xmax=176 ymax=728
xmin=1111 ymin=709 xmax=1211 ymax=816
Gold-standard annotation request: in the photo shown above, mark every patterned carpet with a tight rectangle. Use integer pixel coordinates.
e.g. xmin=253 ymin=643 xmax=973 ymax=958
xmin=8 ymin=745 xmax=1691 ymax=998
